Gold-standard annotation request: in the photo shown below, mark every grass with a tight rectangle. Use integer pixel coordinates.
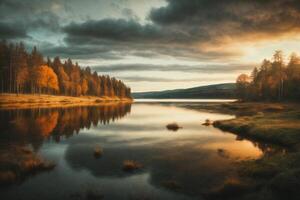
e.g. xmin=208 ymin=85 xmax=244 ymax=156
xmin=0 ymin=93 xmax=133 ymax=109
xmin=205 ymin=153 xmax=300 ymax=199
xmin=203 ymin=102 xmax=300 ymax=200
xmin=122 ymin=160 xmax=143 ymax=172
xmin=202 ymin=119 xmax=212 ymax=126
xmin=213 ymin=110 xmax=300 ymax=148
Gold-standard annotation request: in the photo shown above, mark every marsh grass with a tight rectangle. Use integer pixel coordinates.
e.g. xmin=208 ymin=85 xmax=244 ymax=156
xmin=122 ymin=160 xmax=143 ymax=172
xmin=202 ymin=119 xmax=212 ymax=126
xmin=208 ymin=102 xmax=300 ymax=199
xmin=217 ymin=153 xmax=300 ymax=200
xmin=214 ymin=110 xmax=300 ymax=148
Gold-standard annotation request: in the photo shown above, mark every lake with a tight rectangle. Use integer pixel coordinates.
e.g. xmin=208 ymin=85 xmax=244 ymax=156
xmin=0 ymin=100 xmax=278 ymax=200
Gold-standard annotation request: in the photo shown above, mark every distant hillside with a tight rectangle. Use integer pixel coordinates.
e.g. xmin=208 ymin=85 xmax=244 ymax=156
xmin=133 ymin=83 xmax=236 ymax=99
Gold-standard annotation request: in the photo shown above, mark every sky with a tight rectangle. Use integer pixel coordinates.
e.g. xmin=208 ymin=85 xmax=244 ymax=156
xmin=1 ymin=0 xmax=300 ymax=92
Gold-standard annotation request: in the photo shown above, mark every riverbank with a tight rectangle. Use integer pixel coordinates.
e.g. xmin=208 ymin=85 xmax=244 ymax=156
xmin=0 ymin=93 xmax=133 ymax=109
xmin=211 ymin=102 xmax=300 ymax=149
xmin=203 ymin=102 xmax=300 ymax=200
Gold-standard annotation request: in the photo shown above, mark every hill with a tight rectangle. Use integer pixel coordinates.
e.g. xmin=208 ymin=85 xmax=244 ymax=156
xmin=132 ymin=83 xmax=236 ymax=99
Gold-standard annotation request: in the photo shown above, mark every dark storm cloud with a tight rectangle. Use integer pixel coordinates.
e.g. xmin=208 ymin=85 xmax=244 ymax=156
xmin=58 ymin=0 xmax=300 ymax=61
xmin=93 ymin=63 xmax=253 ymax=73
xmin=63 ymin=18 xmax=192 ymax=43
xmin=149 ymin=0 xmax=300 ymax=41
xmin=3 ymin=0 xmax=300 ymax=65
xmin=63 ymin=0 xmax=300 ymax=47
xmin=0 ymin=22 xmax=27 ymax=39
xmin=0 ymin=0 xmax=64 ymax=34
xmin=42 ymin=45 xmax=124 ymax=60
xmin=45 ymin=39 xmax=241 ymax=61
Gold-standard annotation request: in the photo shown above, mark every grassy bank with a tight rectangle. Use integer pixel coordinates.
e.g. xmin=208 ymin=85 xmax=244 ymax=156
xmin=212 ymin=102 xmax=300 ymax=149
xmin=205 ymin=102 xmax=300 ymax=200
xmin=0 ymin=93 xmax=133 ymax=109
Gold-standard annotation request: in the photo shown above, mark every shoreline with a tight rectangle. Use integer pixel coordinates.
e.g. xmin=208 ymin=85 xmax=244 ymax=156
xmin=210 ymin=102 xmax=300 ymax=149
xmin=166 ymin=101 xmax=300 ymax=149
xmin=0 ymin=93 xmax=133 ymax=110
xmin=208 ymin=102 xmax=300 ymax=199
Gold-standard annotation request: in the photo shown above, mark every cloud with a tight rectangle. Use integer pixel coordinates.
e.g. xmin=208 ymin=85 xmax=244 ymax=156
xmin=42 ymin=45 xmax=124 ymax=60
xmin=59 ymin=0 xmax=300 ymax=62
xmin=149 ymin=0 xmax=300 ymax=43
xmin=121 ymin=8 xmax=140 ymax=21
xmin=93 ymin=63 xmax=253 ymax=73
xmin=61 ymin=17 xmax=242 ymax=61
xmin=63 ymin=0 xmax=300 ymax=47
xmin=118 ymin=76 xmax=233 ymax=83
xmin=0 ymin=22 xmax=27 ymax=39
xmin=63 ymin=18 xmax=189 ymax=44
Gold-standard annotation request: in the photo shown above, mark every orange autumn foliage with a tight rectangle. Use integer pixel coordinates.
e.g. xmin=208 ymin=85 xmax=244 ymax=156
xmin=34 ymin=65 xmax=59 ymax=92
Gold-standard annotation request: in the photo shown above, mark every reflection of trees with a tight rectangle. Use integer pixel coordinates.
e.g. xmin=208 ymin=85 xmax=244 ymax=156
xmin=0 ymin=103 xmax=131 ymax=150
xmin=0 ymin=103 xmax=131 ymax=186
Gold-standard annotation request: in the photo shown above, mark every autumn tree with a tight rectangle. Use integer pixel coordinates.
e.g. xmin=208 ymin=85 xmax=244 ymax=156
xmin=236 ymin=74 xmax=251 ymax=100
xmin=236 ymin=50 xmax=300 ymax=101
xmin=34 ymin=65 xmax=59 ymax=94
xmin=16 ymin=67 xmax=29 ymax=94
xmin=81 ymin=79 xmax=88 ymax=95
xmin=0 ymin=42 xmax=131 ymax=99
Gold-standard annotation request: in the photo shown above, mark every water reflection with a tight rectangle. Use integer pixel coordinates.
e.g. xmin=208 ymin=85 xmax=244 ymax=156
xmin=0 ymin=102 xmax=286 ymax=200
xmin=0 ymin=103 xmax=131 ymax=189
xmin=0 ymin=103 xmax=131 ymax=149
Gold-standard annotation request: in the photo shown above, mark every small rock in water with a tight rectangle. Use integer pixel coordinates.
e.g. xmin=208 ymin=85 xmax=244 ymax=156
xmin=93 ymin=146 xmax=103 ymax=158
xmin=122 ymin=160 xmax=142 ymax=172
xmin=202 ymin=119 xmax=212 ymax=126
xmin=166 ymin=123 xmax=182 ymax=131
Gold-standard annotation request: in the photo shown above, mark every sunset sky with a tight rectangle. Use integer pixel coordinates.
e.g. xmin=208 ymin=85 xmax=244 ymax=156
xmin=1 ymin=0 xmax=300 ymax=92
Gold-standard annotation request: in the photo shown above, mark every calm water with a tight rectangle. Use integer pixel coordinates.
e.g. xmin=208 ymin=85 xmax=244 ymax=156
xmin=0 ymin=101 xmax=276 ymax=200
xmin=134 ymin=99 xmax=236 ymax=103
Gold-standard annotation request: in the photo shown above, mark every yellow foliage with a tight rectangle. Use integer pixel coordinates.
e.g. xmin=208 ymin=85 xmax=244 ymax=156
xmin=34 ymin=65 xmax=59 ymax=91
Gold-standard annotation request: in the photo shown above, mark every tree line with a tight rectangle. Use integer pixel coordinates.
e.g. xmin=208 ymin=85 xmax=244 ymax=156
xmin=0 ymin=41 xmax=131 ymax=98
xmin=236 ymin=50 xmax=300 ymax=101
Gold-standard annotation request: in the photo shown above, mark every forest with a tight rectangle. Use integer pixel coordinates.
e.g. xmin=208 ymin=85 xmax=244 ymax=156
xmin=0 ymin=41 xmax=131 ymax=98
xmin=236 ymin=50 xmax=300 ymax=101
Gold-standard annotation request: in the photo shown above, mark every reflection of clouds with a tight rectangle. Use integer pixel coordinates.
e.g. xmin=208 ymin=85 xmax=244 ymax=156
xmin=62 ymin=103 xmax=276 ymax=197
xmin=93 ymin=123 xmax=163 ymax=132
xmin=64 ymin=135 xmax=155 ymax=178
xmin=0 ymin=103 xmax=285 ymax=199
xmin=202 ymin=140 xmax=263 ymax=161
xmin=63 ymin=130 xmax=254 ymax=197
